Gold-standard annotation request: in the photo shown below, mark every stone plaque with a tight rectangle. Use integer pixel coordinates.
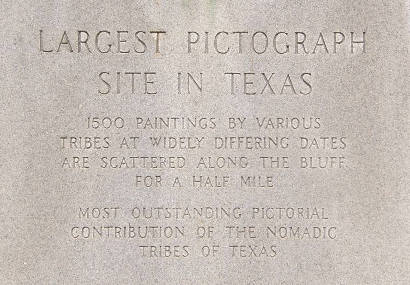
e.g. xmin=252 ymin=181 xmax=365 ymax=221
xmin=1 ymin=1 xmax=409 ymax=284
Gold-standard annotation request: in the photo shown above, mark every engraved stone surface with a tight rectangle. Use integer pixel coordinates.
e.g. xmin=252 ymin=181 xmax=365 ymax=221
xmin=0 ymin=1 xmax=409 ymax=284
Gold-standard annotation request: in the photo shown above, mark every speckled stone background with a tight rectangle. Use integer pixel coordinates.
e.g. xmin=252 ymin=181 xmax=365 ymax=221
xmin=0 ymin=1 xmax=409 ymax=284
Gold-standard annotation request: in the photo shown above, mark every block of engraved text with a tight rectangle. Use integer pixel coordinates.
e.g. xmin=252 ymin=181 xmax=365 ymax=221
xmin=0 ymin=1 xmax=409 ymax=284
